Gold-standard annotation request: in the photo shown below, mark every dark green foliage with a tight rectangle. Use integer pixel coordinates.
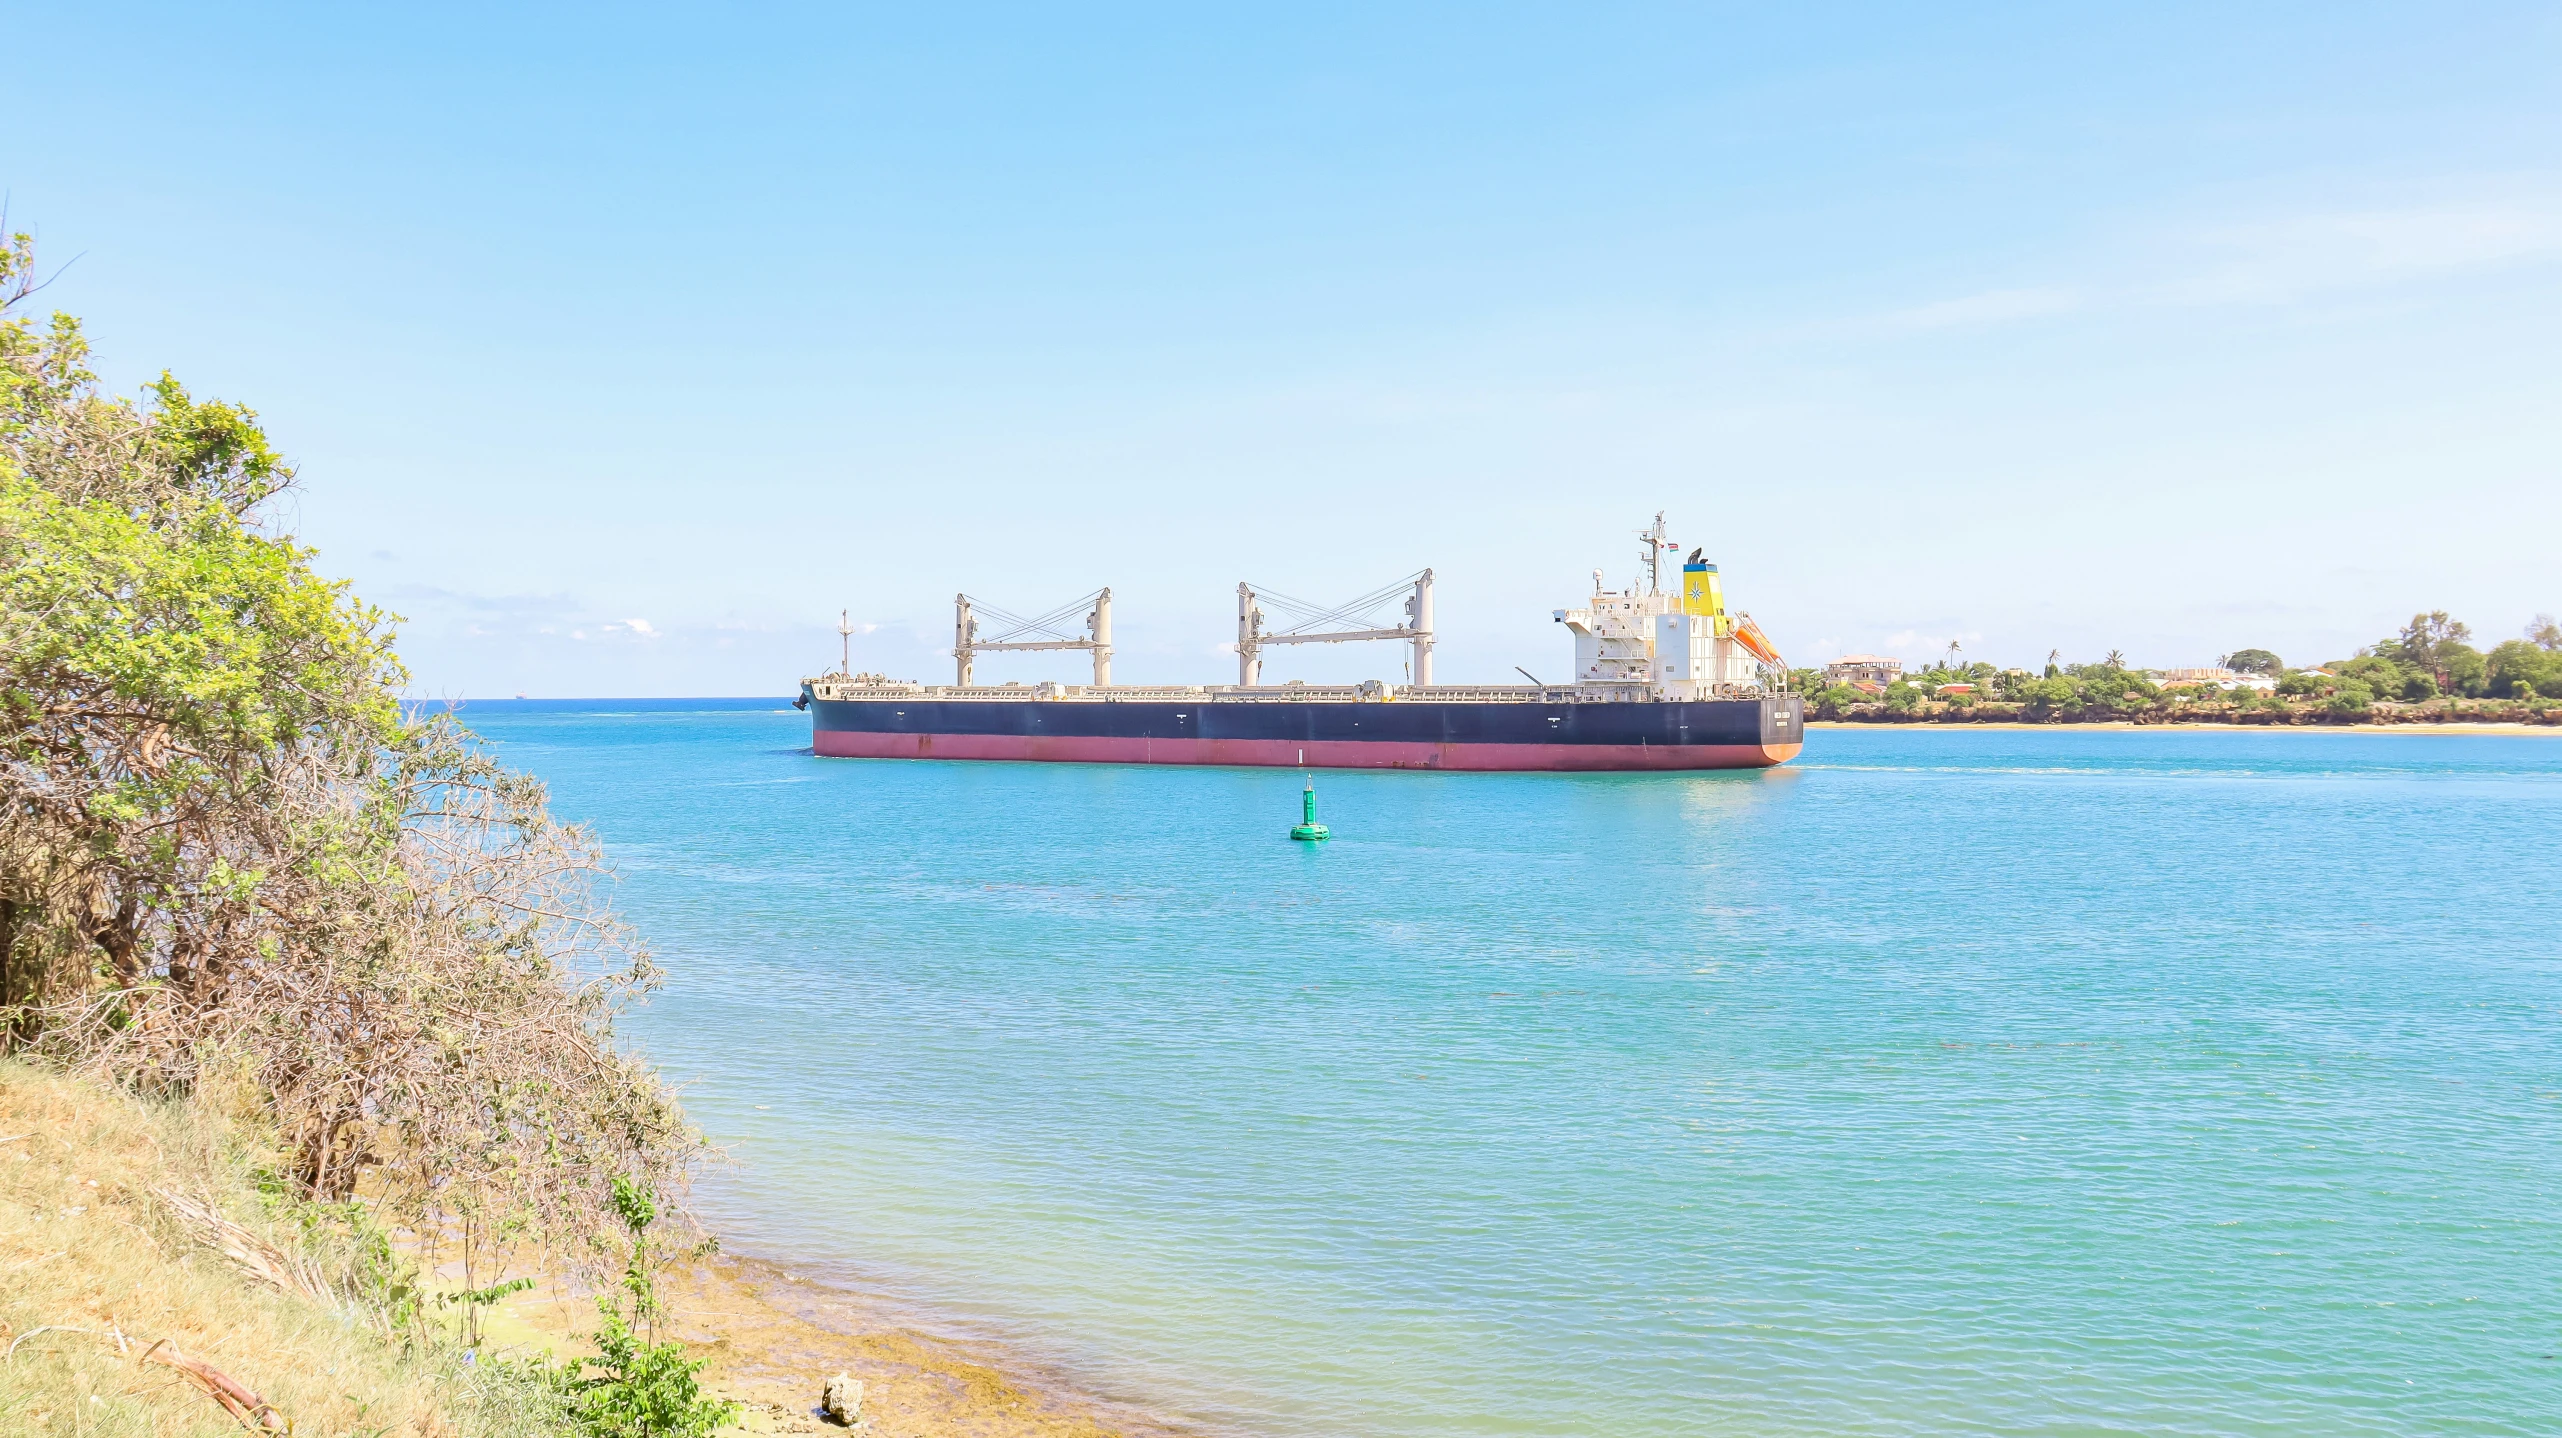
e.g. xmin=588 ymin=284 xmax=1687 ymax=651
xmin=2225 ymin=648 xmax=2282 ymax=675
xmin=2017 ymin=678 xmax=2079 ymax=711
xmin=1811 ymin=685 xmax=1863 ymax=718
xmin=2486 ymin=640 xmax=2562 ymax=699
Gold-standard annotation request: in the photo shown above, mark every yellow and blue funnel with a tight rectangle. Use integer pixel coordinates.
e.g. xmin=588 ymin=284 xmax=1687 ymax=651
xmin=1682 ymin=560 xmax=1725 ymax=619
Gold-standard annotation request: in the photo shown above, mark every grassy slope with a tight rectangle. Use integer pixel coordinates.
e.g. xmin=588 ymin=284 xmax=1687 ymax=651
xmin=2 ymin=1060 xmax=1179 ymax=1438
xmin=0 ymin=1059 xmax=535 ymax=1437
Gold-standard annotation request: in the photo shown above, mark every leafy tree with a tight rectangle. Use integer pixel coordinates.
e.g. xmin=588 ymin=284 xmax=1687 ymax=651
xmin=2528 ymin=614 xmax=2561 ymax=652
xmin=2368 ymin=611 xmax=2477 ymax=693
xmin=1811 ymin=685 xmax=1864 ymax=718
xmin=2327 ymin=680 xmax=2375 ymax=715
xmin=1883 ymin=681 xmax=1922 ymax=714
xmin=2439 ymin=643 xmax=2487 ymax=697
xmin=2486 ymin=640 xmax=2562 ymax=699
xmin=2330 ymin=653 xmax=2417 ymax=700
xmin=2274 ymin=671 xmax=2326 ymax=698
xmin=2018 ymin=677 xmax=2078 ymax=712
xmin=2395 ymin=611 xmax=2471 ymax=667
xmin=2225 ymin=648 xmax=2282 ymax=676
xmin=1 ymin=226 xmax=701 ymax=1306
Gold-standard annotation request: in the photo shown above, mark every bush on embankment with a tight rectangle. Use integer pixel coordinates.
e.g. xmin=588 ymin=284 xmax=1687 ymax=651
xmin=0 ymin=222 xmax=716 ymax=1432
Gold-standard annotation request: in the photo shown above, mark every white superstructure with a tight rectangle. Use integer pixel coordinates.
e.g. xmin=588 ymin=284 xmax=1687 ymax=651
xmin=1551 ymin=513 xmax=1790 ymax=701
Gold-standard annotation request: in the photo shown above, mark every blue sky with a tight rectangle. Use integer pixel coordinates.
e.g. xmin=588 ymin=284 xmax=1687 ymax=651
xmin=12 ymin=3 xmax=2560 ymax=694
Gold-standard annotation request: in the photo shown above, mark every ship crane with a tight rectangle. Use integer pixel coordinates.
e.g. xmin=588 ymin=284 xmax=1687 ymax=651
xmin=1235 ymin=570 xmax=1434 ymax=687
xmin=954 ymin=588 xmax=1114 ymax=686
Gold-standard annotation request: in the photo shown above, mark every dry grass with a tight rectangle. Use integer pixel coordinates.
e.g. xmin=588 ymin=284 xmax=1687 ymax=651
xmin=0 ymin=1059 xmax=1182 ymax=1438
xmin=0 ymin=1058 xmax=539 ymax=1437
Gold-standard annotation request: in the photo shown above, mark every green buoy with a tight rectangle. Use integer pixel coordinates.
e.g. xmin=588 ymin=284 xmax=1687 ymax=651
xmin=1290 ymin=770 xmax=1330 ymax=841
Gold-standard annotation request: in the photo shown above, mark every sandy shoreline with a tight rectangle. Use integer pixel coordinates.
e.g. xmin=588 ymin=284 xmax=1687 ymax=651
xmin=486 ymin=1247 xmax=1197 ymax=1438
xmin=1806 ymin=720 xmax=2560 ymax=735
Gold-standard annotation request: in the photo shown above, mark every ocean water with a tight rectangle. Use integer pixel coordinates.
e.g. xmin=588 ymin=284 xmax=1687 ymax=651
xmin=465 ymin=701 xmax=2562 ymax=1438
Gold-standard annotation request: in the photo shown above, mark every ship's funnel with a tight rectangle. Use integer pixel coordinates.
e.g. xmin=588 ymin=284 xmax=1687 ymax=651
xmin=1682 ymin=561 xmax=1725 ymax=620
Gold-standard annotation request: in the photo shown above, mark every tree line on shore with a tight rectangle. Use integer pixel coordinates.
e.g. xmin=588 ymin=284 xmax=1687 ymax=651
xmin=2 ymin=230 xmax=727 ymax=1432
xmin=1796 ymin=611 xmax=2562 ymax=721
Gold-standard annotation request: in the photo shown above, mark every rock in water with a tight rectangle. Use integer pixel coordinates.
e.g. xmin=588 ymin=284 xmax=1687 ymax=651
xmin=821 ymin=1372 xmax=864 ymax=1426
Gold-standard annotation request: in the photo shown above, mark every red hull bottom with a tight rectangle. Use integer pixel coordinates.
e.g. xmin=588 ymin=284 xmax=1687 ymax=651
xmin=812 ymin=732 xmax=1799 ymax=771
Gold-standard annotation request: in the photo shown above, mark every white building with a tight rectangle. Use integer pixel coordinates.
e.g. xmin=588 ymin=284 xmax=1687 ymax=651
xmin=1825 ymin=654 xmax=1903 ymax=687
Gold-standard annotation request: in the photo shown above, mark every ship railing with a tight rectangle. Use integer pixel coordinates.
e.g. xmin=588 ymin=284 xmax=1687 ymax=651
xmin=807 ymin=680 xmax=929 ymax=699
xmin=1394 ymin=684 xmax=1579 ymax=703
xmin=935 ymin=684 xmax=1093 ymax=700
xmin=1203 ymin=685 xmax=1375 ymax=702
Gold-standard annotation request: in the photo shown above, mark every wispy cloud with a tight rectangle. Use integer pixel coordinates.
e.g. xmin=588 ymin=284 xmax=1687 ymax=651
xmin=2154 ymin=197 xmax=2562 ymax=305
xmin=1891 ymin=287 xmax=2081 ymax=329
xmin=1881 ymin=184 xmax=2562 ymax=330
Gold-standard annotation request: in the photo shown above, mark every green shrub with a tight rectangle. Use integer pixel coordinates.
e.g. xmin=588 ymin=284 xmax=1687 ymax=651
xmin=563 ymin=1178 xmax=736 ymax=1438
xmin=1811 ymin=685 xmax=1863 ymax=718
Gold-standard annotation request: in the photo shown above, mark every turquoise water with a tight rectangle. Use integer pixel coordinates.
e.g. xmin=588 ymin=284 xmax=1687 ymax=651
xmin=467 ymin=702 xmax=2562 ymax=1437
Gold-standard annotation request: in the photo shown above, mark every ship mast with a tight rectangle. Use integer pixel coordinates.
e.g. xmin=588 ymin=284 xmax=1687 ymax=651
xmin=837 ymin=608 xmax=855 ymax=678
xmin=1637 ymin=511 xmax=1677 ymax=595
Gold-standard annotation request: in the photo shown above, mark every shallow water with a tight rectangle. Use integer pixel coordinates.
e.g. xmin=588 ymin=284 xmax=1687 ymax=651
xmin=466 ymin=702 xmax=2562 ymax=1437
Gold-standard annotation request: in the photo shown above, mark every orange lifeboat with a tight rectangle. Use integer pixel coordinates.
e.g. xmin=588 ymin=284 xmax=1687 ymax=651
xmin=1732 ymin=615 xmax=1784 ymax=667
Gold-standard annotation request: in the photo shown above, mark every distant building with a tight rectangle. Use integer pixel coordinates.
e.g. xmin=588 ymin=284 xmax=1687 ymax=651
xmin=2159 ymin=666 xmax=2275 ymax=693
xmin=1935 ymin=682 xmax=1977 ymax=697
xmin=1827 ymin=654 xmax=1903 ymax=687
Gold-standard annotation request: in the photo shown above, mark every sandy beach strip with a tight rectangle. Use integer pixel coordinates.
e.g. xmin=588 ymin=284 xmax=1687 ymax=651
xmin=483 ymin=1248 xmax=1202 ymax=1438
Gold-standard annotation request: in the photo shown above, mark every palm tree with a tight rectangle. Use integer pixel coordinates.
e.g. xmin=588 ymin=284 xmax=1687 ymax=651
xmin=2104 ymin=648 xmax=2127 ymax=669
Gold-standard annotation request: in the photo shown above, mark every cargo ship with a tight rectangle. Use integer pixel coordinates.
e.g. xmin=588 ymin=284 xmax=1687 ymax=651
xmin=797 ymin=515 xmax=1802 ymax=771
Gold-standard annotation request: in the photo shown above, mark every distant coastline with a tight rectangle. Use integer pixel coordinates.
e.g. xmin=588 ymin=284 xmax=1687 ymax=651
xmin=1803 ymin=698 xmax=2560 ymax=732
